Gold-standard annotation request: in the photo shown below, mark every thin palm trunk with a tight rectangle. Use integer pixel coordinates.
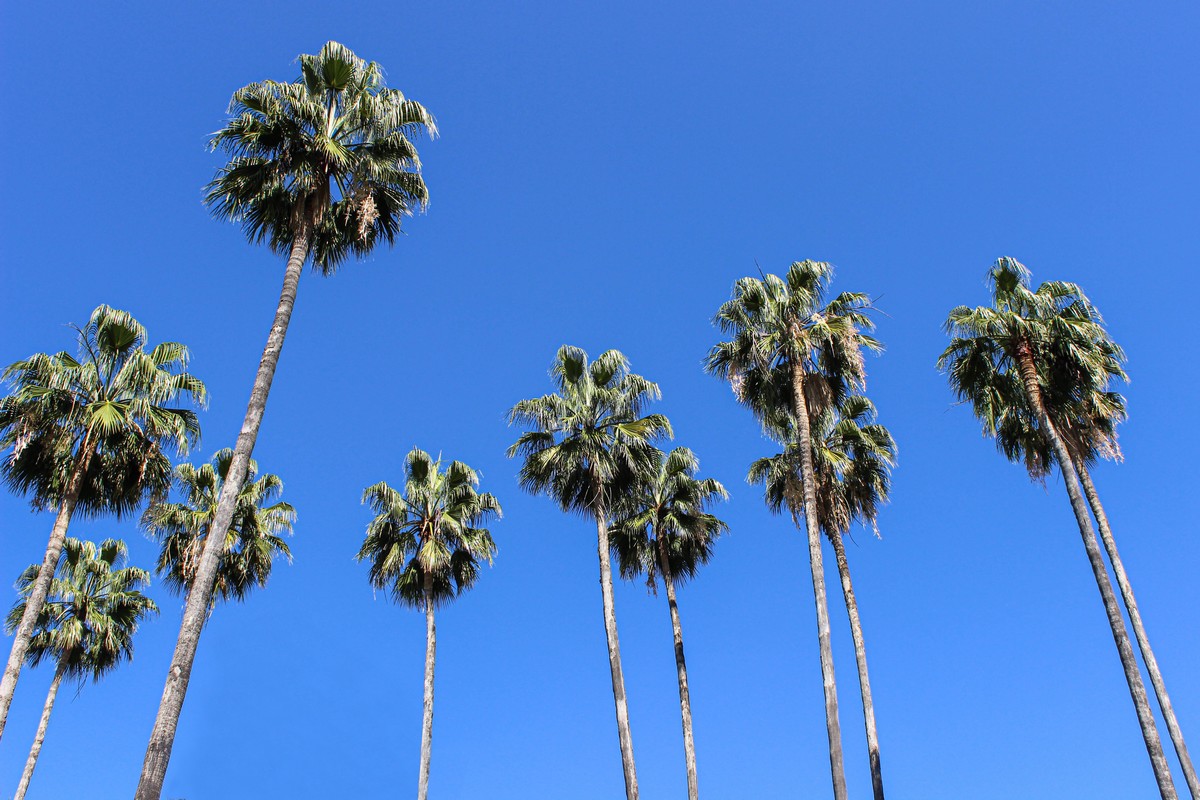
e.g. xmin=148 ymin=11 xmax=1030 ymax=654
xmin=136 ymin=232 xmax=310 ymax=800
xmin=1015 ymin=343 xmax=1177 ymax=800
xmin=418 ymin=574 xmax=436 ymax=800
xmin=13 ymin=660 xmax=66 ymax=800
xmin=595 ymin=504 xmax=640 ymax=800
xmin=1077 ymin=463 xmax=1198 ymax=798
xmin=657 ymin=534 xmax=699 ymax=800
xmin=829 ymin=530 xmax=885 ymax=800
xmin=0 ymin=442 xmax=92 ymax=740
xmin=790 ymin=366 xmax=848 ymax=800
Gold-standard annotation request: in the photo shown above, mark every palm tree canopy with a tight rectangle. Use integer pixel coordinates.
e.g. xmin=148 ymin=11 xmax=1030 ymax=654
xmin=508 ymin=346 xmax=673 ymax=517
xmin=143 ymin=449 xmax=295 ymax=607
xmin=358 ymin=448 xmax=501 ymax=610
xmin=6 ymin=537 xmax=157 ymax=683
xmin=0 ymin=305 xmax=206 ymax=517
xmin=610 ymin=447 xmax=728 ymax=590
xmin=206 ymin=40 xmax=438 ymax=273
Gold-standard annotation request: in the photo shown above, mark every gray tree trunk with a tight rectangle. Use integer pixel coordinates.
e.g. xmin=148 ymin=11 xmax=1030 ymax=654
xmin=135 ymin=232 xmax=311 ymax=800
xmin=13 ymin=660 xmax=65 ymax=800
xmin=790 ymin=365 xmax=849 ymax=800
xmin=1014 ymin=343 xmax=1177 ymax=800
xmin=1077 ymin=463 xmax=1198 ymax=798
xmin=657 ymin=534 xmax=699 ymax=800
xmin=0 ymin=442 xmax=92 ymax=740
xmin=829 ymin=529 xmax=886 ymax=800
xmin=595 ymin=506 xmax=640 ymax=800
xmin=418 ymin=574 xmax=436 ymax=800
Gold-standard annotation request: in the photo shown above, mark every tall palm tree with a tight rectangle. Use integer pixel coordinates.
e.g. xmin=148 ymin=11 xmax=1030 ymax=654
xmin=508 ymin=346 xmax=672 ymax=800
xmin=749 ymin=395 xmax=896 ymax=800
xmin=610 ymin=446 xmax=726 ymax=800
xmin=0 ymin=305 xmax=203 ymax=739
xmin=144 ymin=449 xmax=295 ymax=610
xmin=6 ymin=537 xmax=157 ymax=800
xmin=707 ymin=261 xmax=878 ymax=800
xmin=939 ymin=256 xmax=1177 ymax=799
xmin=137 ymin=41 xmax=436 ymax=798
xmin=357 ymin=448 xmax=500 ymax=800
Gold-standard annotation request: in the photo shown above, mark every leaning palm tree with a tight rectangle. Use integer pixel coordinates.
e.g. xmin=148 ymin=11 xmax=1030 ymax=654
xmin=749 ymin=395 xmax=896 ymax=800
xmin=508 ymin=346 xmax=672 ymax=800
xmin=6 ymin=537 xmax=157 ymax=800
xmin=0 ymin=305 xmax=203 ymax=740
xmin=610 ymin=446 xmax=727 ymax=800
xmin=137 ymin=41 xmax=436 ymax=798
xmin=939 ymin=257 xmax=1177 ymax=799
xmin=357 ymin=448 xmax=500 ymax=800
xmin=144 ymin=449 xmax=295 ymax=610
xmin=706 ymin=261 xmax=878 ymax=800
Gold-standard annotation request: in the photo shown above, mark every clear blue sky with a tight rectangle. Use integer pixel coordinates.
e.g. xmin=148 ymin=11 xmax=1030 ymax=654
xmin=1 ymin=2 xmax=1197 ymax=798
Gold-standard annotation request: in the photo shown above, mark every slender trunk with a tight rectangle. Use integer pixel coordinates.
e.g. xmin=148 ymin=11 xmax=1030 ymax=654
xmin=1078 ymin=463 xmax=1198 ymax=798
xmin=829 ymin=529 xmax=886 ymax=800
xmin=790 ymin=365 xmax=848 ymax=800
xmin=418 ymin=574 xmax=436 ymax=800
xmin=595 ymin=504 xmax=640 ymax=800
xmin=657 ymin=535 xmax=699 ymax=800
xmin=135 ymin=232 xmax=311 ymax=800
xmin=13 ymin=660 xmax=66 ymax=800
xmin=1014 ymin=342 xmax=1177 ymax=800
xmin=0 ymin=441 xmax=92 ymax=740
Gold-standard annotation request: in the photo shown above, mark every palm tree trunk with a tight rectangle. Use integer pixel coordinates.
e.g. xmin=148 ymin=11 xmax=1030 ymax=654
xmin=13 ymin=659 xmax=66 ymax=800
xmin=418 ymin=574 xmax=436 ymax=800
xmin=829 ymin=529 xmax=886 ymax=800
xmin=1077 ymin=463 xmax=1199 ymax=798
xmin=790 ymin=366 xmax=848 ymax=800
xmin=135 ymin=232 xmax=311 ymax=800
xmin=657 ymin=535 xmax=699 ymax=800
xmin=595 ymin=506 xmax=640 ymax=800
xmin=0 ymin=440 xmax=92 ymax=741
xmin=1014 ymin=342 xmax=1177 ymax=800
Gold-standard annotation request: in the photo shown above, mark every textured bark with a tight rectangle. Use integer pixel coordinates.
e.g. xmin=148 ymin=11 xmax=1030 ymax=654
xmin=13 ymin=660 xmax=65 ymax=800
xmin=790 ymin=365 xmax=848 ymax=800
xmin=135 ymin=232 xmax=310 ymax=800
xmin=595 ymin=506 xmax=640 ymax=800
xmin=657 ymin=535 xmax=699 ymax=800
xmin=1014 ymin=342 xmax=1177 ymax=800
xmin=829 ymin=530 xmax=886 ymax=800
xmin=418 ymin=574 xmax=436 ymax=800
xmin=0 ymin=441 xmax=92 ymax=740
xmin=1078 ymin=463 xmax=1199 ymax=798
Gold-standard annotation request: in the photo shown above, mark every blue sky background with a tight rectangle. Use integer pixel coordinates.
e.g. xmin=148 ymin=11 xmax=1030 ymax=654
xmin=1 ymin=2 xmax=1198 ymax=798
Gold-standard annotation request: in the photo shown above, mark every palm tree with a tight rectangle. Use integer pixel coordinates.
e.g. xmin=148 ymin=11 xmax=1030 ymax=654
xmin=610 ymin=446 xmax=727 ymax=800
xmin=6 ymin=537 xmax=157 ymax=800
xmin=508 ymin=346 xmax=672 ymax=800
xmin=357 ymin=448 xmax=500 ymax=800
xmin=749 ymin=395 xmax=896 ymax=800
xmin=939 ymin=256 xmax=1178 ymax=799
xmin=0 ymin=305 xmax=203 ymax=740
xmin=137 ymin=41 xmax=436 ymax=798
xmin=706 ymin=261 xmax=877 ymax=800
xmin=144 ymin=449 xmax=295 ymax=610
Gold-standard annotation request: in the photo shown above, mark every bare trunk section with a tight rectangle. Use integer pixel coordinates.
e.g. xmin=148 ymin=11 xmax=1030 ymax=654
xmin=790 ymin=365 xmax=849 ymax=800
xmin=595 ymin=505 xmax=640 ymax=800
xmin=13 ymin=660 xmax=65 ymax=800
xmin=135 ymin=232 xmax=311 ymax=800
xmin=1014 ymin=342 xmax=1177 ymax=800
xmin=0 ymin=441 xmax=92 ymax=740
xmin=657 ymin=534 xmax=699 ymax=800
xmin=829 ymin=530 xmax=886 ymax=800
xmin=418 ymin=574 xmax=436 ymax=800
xmin=1077 ymin=463 xmax=1198 ymax=798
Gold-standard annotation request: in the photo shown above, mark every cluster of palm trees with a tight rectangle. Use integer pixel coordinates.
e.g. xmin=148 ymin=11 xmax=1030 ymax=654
xmin=0 ymin=39 xmax=1192 ymax=800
